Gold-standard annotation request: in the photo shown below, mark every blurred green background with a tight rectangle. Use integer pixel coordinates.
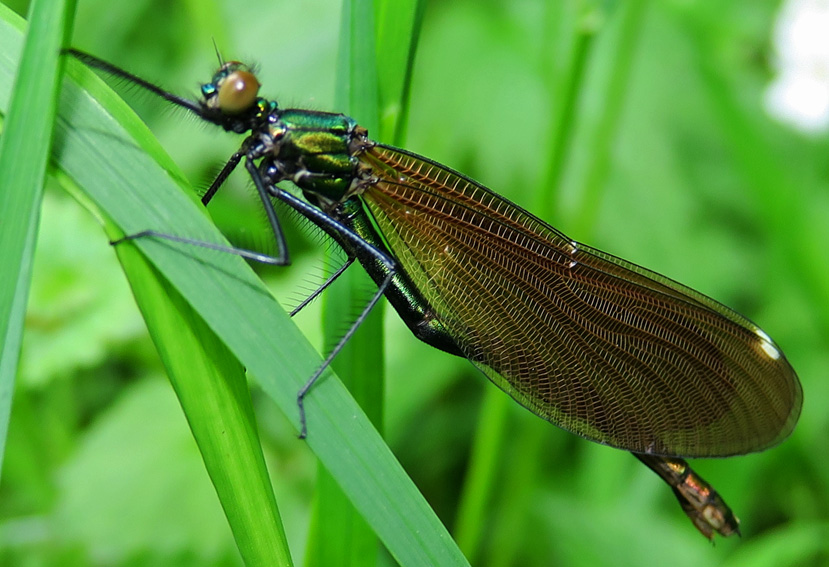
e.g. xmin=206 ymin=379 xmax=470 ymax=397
xmin=2 ymin=0 xmax=827 ymax=565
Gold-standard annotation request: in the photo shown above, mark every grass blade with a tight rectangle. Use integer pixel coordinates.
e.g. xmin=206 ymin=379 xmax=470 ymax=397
xmin=110 ymin=237 xmax=294 ymax=566
xmin=0 ymin=6 xmax=468 ymax=567
xmin=0 ymin=0 xmax=75 ymax=476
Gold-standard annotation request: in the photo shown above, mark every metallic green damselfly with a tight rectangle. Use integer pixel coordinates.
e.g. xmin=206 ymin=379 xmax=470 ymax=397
xmin=68 ymin=49 xmax=802 ymax=540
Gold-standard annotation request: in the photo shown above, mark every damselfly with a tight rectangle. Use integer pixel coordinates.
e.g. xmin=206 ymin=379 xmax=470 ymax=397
xmin=67 ymin=48 xmax=802 ymax=540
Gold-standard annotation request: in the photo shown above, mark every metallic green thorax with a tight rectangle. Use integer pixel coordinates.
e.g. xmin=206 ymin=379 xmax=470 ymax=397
xmin=268 ymin=109 xmax=365 ymax=204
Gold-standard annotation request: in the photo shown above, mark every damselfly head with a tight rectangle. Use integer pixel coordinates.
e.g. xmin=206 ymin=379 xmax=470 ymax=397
xmin=201 ymin=62 xmax=261 ymax=115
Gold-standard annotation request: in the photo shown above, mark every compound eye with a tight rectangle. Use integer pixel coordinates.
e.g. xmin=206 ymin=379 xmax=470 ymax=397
xmin=217 ymin=69 xmax=260 ymax=114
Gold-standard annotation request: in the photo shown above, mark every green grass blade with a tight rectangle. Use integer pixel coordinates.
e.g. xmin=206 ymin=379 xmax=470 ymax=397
xmin=306 ymin=1 xmax=384 ymax=565
xmin=374 ymin=0 xmax=425 ymax=144
xmin=0 ymin=0 xmax=75 ymax=477
xmin=567 ymin=0 xmax=646 ymax=233
xmin=109 ymin=237 xmax=294 ymax=566
xmin=308 ymin=2 xmax=431 ymax=564
xmin=454 ymin=387 xmax=509 ymax=559
xmin=0 ymin=7 xmax=468 ymax=567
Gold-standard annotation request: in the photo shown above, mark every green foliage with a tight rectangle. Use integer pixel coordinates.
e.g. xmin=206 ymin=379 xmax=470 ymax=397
xmin=1 ymin=0 xmax=827 ymax=566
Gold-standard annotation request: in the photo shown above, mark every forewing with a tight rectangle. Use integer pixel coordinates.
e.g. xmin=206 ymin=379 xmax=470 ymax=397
xmin=359 ymin=145 xmax=801 ymax=457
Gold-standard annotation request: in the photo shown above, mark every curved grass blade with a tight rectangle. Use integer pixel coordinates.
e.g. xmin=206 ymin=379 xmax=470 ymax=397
xmin=109 ymin=236 xmax=294 ymax=565
xmin=0 ymin=8 xmax=469 ymax=567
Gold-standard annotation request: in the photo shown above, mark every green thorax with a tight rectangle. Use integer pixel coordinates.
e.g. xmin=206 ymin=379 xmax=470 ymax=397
xmin=268 ymin=109 xmax=368 ymax=204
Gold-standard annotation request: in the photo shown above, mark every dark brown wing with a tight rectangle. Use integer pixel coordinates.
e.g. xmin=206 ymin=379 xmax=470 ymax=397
xmin=358 ymin=144 xmax=802 ymax=457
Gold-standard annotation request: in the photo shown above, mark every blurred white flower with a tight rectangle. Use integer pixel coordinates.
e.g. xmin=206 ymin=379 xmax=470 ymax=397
xmin=766 ymin=0 xmax=829 ymax=132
